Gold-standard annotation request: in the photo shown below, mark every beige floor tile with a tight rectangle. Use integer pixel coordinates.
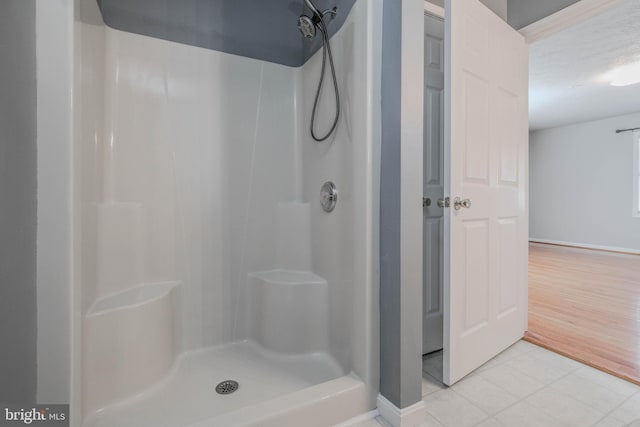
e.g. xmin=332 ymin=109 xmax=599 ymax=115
xmin=574 ymin=366 xmax=640 ymax=397
xmin=422 ymin=374 xmax=446 ymax=397
xmin=592 ymin=415 xmax=628 ymax=427
xmin=504 ymin=352 xmax=573 ymax=384
xmin=525 ymin=387 xmax=604 ymax=427
xmin=550 ymin=372 xmax=629 ymax=413
xmin=452 ymin=375 xmax=518 ymax=415
xmin=423 ymin=388 xmax=488 ymax=427
xmin=494 ymin=401 xmax=567 ymax=427
xmin=473 ymin=418 xmax=508 ymax=427
xmin=608 ymin=393 xmax=640 ymax=424
xmin=477 ymin=363 xmax=544 ymax=399
xmin=418 ymin=412 xmax=445 ymax=427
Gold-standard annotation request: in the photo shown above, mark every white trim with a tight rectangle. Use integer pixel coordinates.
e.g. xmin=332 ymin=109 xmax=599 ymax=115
xmin=333 ymin=410 xmax=380 ymax=427
xmin=518 ymin=0 xmax=622 ymax=44
xmin=376 ymin=395 xmax=426 ymax=427
xmin=36 ymin=0 xmax=74 ymax=404
xmin=423 ymin=1 xmax=445 ymax=18
xmin=529 ymin=238 xmax=640 ymax=255
xmin=633 ymin=131 xmax=640 ymax=218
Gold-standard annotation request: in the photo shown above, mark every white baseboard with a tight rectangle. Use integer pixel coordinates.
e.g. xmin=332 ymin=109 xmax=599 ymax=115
xmin=529 ymin=238 xmax=640 ymax=255
xmin=333 ymin=410 xmax=379 ymax=427
xmin=376 ymin=395 xmax=426 ymax=427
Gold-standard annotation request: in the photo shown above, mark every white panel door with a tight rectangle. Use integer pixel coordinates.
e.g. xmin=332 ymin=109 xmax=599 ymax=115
xmin=423 ymin=12 xmax=445 ymax=355
xmin=443 ymin=0 xmax=528 ymax=385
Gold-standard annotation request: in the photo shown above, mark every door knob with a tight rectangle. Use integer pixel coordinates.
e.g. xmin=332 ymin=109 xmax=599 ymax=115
xmin=453 ymin=197 xmax=471 ymax=210
xmin=437 ymin=197 xmax=450 ymax=208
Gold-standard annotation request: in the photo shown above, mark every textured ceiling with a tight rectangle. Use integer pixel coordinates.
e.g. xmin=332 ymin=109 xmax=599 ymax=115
xmin=529 ymin=0 xmax=640 ymax=130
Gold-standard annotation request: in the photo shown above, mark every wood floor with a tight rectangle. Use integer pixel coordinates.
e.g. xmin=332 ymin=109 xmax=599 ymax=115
xmin=525 ymin=242 xmax=640 ymax=385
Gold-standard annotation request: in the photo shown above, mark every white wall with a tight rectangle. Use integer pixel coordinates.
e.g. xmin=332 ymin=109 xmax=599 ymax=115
xmin=74 ymin=0 xmax=380 ymax=419
xmin=530 ymin=112 xmax=640 ymax=252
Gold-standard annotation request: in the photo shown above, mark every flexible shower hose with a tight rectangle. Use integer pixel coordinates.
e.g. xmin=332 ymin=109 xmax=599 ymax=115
xmin=310 ymin=18 xmax=340 ymax=142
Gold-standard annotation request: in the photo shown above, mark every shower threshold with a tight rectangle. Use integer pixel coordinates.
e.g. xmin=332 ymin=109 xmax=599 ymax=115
xmin=83 ymin=340 xmax=348 ymax=427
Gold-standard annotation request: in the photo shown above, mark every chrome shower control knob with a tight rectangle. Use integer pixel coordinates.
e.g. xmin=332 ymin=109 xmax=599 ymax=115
xmin=320 ymin=181 xmax=338 ymax=212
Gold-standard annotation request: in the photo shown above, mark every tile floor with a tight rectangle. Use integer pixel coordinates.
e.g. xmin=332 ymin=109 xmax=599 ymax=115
xmin=355 ymin=340 xmax=640 ymax=427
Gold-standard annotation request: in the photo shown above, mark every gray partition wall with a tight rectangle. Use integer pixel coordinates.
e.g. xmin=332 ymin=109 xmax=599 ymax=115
xmin=0 ymin=0 xmax=37 ymax=404
xmin=380 ymin=0 xmax=404 ymax=407
xmin=380 ymin=0 xmax=424 ymax=410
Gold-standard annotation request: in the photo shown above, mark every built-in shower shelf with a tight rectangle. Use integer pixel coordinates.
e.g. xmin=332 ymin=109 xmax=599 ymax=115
xmin=248 ymin=270 xmax=325 ymax=285
xmin=248 ymin=269 xmax=328 ymax=355
xmin=87 ymin=281 xmax=180 ymax=316
xmin=83 ymin=281 xmax=181 ymax=414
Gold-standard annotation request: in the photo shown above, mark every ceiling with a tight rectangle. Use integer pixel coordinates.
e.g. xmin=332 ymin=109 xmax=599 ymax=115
xmin=95 ymin=0 xmax=355 ymax=67
xmin=529 ymin=0 xmax=640 ymax=130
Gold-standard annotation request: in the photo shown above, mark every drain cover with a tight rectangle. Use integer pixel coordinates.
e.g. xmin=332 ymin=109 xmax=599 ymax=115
xmin=215 ymin=380 xmax=239 ymax=395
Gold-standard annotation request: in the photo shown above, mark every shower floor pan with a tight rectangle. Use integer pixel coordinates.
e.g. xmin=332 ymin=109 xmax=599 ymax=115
xmin=83 ymin=340 xmax=366 ymax=427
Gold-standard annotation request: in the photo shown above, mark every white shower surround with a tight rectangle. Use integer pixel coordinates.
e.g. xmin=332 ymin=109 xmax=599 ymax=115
xmin=73 ymin=0 xmax=381 ymax=425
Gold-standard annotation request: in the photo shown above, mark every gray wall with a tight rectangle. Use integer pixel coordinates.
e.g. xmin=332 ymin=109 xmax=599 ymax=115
xmin=507 ymin=0 xmax=580 ymax=29
xmin=380 ymin=0 xmax=403 ymax=408
xmin=480 ymin=0 xmax=507 ymax=21
xmin=0 ymin=0 xmax=37 ymax=404
xmin=530 ymin=112 xmax=640 ymax=251
xmin=426 ymin=0 xmax=507 ymax=21
xmin=380 ymin=0 xmax=425 ymax=410
xmin=96 ymin=0 xmax=356 ymax=67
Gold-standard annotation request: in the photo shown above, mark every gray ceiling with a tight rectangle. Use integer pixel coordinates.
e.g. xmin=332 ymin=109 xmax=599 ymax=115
xmin=507 ymin=0 xmax=581 ymax=29
xmin=96 ymin=0 xmax=355 ymax=67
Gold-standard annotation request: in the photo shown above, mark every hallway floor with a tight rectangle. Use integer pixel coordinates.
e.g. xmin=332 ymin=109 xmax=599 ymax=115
xmin=356 ymin=340 xmax=640 ymax=427
xmin=526 ymin=243 xmax=640 ymax=384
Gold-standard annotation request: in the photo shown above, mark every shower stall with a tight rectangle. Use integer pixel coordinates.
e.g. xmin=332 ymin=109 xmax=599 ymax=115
xmin=73 ymin=0 xmax=381 ymax=425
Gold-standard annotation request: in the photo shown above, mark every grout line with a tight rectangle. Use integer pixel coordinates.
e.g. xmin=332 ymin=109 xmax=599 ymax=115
xmin=487 ymin=358 xmax=619 ymax=427
xmin=423 ymin=386 xmax=490 ymax=427
xmin=592 ymin=389 xmax=640 ymax=426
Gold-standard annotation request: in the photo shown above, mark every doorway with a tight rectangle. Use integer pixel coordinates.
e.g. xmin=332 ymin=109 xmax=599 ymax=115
xmin=525 ymin=0 xmax=640 ymax=386
xmin=422 ymin=9 xmax=445 ymax=383
xmin=421 ymin=0 xmax=529 ymax=387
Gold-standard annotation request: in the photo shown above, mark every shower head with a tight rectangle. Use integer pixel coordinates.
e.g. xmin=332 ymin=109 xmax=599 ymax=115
xmin=298 ymin=0 xmax=321 ymax=39
xmin=297 ymin=0 xmax=337 ymax=39
xmin=298 ymin=15 xmax=317 ymax=38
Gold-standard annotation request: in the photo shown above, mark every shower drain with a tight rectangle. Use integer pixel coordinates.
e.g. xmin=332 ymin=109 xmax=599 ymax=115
xmin=215 ymin=380 xmax=239 ymax=395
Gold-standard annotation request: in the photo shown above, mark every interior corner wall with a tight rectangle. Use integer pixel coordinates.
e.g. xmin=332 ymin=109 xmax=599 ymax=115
xmin=0 ymin=0 xmax=37 ymax=404
xmin=479 ymin=0 xmax=507 ymax=21
xmin=529 ymin=112 xmax=640 ymax=252
xmin=380 ymin=0 xmax=403 ymax=407
xmin=380 ymin=0 xmax=423 ymax=411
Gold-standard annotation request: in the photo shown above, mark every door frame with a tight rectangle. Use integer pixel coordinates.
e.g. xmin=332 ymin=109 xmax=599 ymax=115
xmin=424 ymin=1 xmax=444 ymax=18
